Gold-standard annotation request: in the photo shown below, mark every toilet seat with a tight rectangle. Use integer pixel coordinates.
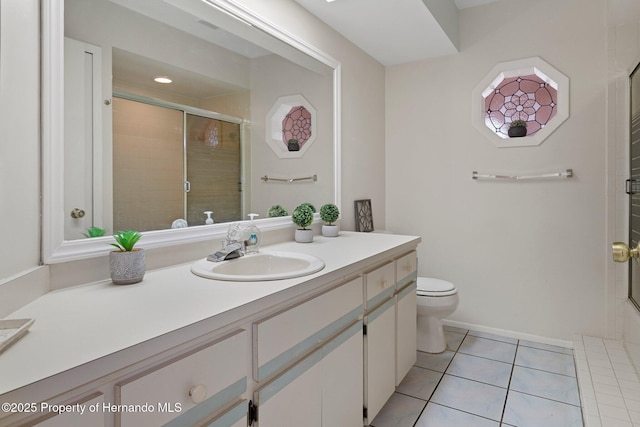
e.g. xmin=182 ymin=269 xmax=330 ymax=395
xmin=417 ymin=277 xmax=457 ymax=297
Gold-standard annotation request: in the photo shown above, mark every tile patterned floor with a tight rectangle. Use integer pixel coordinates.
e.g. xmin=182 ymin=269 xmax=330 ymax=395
xmin=370 ymin=326 xmax=584 ymax=427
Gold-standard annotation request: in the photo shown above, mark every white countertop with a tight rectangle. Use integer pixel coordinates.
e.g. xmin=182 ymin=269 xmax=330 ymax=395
xmin=0 ymin=232 xmax=420 ymax=397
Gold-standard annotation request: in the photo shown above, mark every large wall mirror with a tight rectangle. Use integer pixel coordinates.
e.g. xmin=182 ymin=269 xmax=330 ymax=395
xmin=43 ymin=0 xmax=341 ymax=262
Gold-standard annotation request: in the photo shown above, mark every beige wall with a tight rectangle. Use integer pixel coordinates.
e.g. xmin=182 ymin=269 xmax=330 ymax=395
xmin=386 ymin=0 xmax=608 ymax=341
xmin=0 ymin=0 xmax=42 ymax=280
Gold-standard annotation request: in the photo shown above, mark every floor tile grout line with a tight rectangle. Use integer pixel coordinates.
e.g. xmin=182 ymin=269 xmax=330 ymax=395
xmin=499 ymin=338 xmax=519 ymax=425
xmin=426 ymin=401 xmax=504 ymax=425
xmin=512 ymin=362 xmax=578 ymax=379
xmin=411 ymin=329 xmax=469 ymax=427
xmin=456 ymin=349 xmax=517 ymax=365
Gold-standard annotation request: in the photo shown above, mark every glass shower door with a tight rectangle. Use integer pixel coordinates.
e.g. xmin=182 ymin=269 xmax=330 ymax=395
xmin=630 ymin=63 xmax=640 ymax=310
xmin=185 ymin=114 xmax=242 ymax=226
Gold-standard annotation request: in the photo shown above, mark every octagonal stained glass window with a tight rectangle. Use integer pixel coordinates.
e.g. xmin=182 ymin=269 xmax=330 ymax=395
xmin=484 ymin=74 xmax=557 ymax=139
xmin=282 ymin=105 xmax=312 ymax=147
xmin=266 ymin=94 xmax=317 ymax=158
xmin=472 ymin=57 xmax=569 ymax=148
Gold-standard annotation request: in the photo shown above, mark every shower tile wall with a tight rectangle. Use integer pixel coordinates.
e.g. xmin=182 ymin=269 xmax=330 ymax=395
xmin=112 ymin=97 xmax=184 ymax=231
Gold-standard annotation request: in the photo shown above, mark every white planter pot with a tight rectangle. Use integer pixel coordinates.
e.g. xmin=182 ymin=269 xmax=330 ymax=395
xmin=109 ymin=249 xmax=145 ymax=285
xmin=295 ymin=229 xmax=314 ymax=243
xmin=322 ymin=224 xmax=339 ymax=237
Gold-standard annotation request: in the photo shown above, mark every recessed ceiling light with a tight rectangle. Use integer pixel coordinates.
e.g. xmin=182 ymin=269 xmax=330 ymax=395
xmin=154 ymin=76 xmax=172 ymax=84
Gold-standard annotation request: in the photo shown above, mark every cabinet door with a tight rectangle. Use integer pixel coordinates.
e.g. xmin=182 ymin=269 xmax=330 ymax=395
xmin=365 ymin=299 xmax=396 ymax=421
xmin=322 ymin=324 xmax=363 ymax=427
xmin=396 ymin=282 xmax=417 ymax=386
xmin=203 ymin=400 xmax=247 ymax=427
xmin=255 ymin=353 xmax=322 ymax=427
xmin=254 ymin=277 xmax=362 ymax=382
xmin=257 ymin=322 xmax=363 ymax=427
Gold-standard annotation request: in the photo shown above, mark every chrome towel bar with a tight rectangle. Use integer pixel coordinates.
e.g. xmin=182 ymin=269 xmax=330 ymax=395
xmin=261 ymin=174 xmax=317 ymax=183
xmin=472 ymin=169 xmax=573 ymax=181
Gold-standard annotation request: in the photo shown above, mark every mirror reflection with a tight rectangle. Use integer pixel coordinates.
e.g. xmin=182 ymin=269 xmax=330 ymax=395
xmin=63 ymin=0 xmax=335 ymax=240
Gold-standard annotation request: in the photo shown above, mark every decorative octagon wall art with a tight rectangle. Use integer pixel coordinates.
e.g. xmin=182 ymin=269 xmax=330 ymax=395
xmin=265 ymin=94 xmax=317 ymax=158
xmin=471 ymin=57 xmax=569 ymax=148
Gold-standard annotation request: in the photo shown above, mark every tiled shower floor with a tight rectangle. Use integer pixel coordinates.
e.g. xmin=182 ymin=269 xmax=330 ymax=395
xmin=370 ymin=326 xmax=583 ymax=427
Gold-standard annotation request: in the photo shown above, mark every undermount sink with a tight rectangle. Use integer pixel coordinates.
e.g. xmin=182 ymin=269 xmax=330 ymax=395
xmin=191 ymin=251 xmax=325 ymax=281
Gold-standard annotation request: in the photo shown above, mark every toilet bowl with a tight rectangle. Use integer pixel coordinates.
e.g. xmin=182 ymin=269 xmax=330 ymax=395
xmin=416 ymin=277 xmax=459 ymax=353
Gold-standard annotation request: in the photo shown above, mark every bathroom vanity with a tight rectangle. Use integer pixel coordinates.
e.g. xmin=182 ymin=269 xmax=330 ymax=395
xmin=0 ymin=232 xmax=419 ymax=426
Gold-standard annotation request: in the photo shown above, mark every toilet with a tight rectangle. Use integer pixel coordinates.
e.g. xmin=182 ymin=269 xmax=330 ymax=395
xmin=416 ymin=277 xmax=459 ymax=353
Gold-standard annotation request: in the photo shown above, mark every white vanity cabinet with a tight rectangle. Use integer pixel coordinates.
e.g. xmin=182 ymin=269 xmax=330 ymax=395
xmin=252 ymin=277 xmax=364 ymax=427
xmin=0 ymin=234 xmax=421 ymax=427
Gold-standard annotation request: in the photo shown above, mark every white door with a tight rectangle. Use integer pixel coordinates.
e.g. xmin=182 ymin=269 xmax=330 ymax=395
xmin=64 ymin=38 xmax=102 ymax=240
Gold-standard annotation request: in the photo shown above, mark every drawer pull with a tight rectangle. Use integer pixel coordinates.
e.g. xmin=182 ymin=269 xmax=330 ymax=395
xmin=189 ymin=384 xmax=208 ymax=404
xmin=380 ymin=279 xmax=388 ymax=290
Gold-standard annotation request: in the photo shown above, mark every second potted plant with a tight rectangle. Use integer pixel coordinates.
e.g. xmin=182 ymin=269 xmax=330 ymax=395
xmin=508 ymin=120 xmax=527 ymax=138
xmin=320 ymin=203 xmax=340 ymax=237
xmin=109 ymin=230 xmax=145 ymax=285
xmin=292 ymin=204 xmax=315 ymax=243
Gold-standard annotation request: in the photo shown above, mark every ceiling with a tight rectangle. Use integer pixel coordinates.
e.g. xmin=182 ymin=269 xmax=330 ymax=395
xmin=293 ymin=0 xmax=499 ymax=65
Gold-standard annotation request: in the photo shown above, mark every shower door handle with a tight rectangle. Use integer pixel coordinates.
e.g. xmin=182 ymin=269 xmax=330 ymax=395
xmin=612 ymin=242 xmax=640 ymax=262
xmin=184 ymin=181 xmax=191 ymax=193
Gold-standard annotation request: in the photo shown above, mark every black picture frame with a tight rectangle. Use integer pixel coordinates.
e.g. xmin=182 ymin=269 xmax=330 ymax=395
xmin=354 ymin=199 xmax=374 ymax=232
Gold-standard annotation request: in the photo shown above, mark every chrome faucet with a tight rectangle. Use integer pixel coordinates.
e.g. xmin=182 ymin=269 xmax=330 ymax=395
xmin=207 ymin=223 xmax=246 ymax=262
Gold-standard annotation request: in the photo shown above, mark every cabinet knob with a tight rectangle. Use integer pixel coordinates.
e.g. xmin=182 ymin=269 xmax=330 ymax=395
xmin=189 ymin=384 xmax=208 ymax=404
xmin=379 ymin=279 xmax=388 ymax=290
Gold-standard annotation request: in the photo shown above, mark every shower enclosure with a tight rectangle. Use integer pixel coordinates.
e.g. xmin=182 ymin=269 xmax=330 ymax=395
xmin=112 ymin=96 xmax=243 ymax=232
xmin=630 ymin=63 xmax=640 ymax=311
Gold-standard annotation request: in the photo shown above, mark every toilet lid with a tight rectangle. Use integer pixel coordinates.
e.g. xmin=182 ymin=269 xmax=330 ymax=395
xmin=417 ymin=277 xmax=457 ymax=296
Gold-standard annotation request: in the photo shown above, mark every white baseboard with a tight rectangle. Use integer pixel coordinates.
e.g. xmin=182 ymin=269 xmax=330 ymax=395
xmin=442 ymin=319 xmax=574 ymax=349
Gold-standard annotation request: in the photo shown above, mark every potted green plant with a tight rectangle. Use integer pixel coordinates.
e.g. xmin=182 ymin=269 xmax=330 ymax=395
xmin=109 ymin=230 xmax=145 ymax=285
xmin=287 ymin=139 xmax=300 ymax=151
xmin=292 ymin=204 xmax=315 ymax=243
xmin=508 ymin=120 xmax=527 ymax=137
xmin=83 ymin=226 xmax=106 ymax=238
xmin=299 ymin=202 xmax=316 ymax=213
xmin=319 ymin=203 xmax=340 ymax=237
xmin=267 ymin=204 xmax=289 ymax=217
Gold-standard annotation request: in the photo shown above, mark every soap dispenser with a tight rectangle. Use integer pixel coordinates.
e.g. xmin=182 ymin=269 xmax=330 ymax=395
xmin=244 ymin=213 xmax=261 ymax=254
xmin=204 ymin=211 xmax=214 ymax=225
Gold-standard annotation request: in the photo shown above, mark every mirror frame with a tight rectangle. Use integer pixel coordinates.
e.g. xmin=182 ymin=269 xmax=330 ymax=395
xmin=42 ymin=0 xmax=342 ymax=263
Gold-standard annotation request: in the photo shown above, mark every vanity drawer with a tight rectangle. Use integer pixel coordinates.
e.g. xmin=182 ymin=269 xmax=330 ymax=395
xmin=116 ymin=330 xmax=247 ymax=427
xmin=395 ymin=251 xmax=417 ymax=288
xmin=365 ymin=261 xmax=395 ymax=310
xmin=254 ymin=277 xmax=363 ymax=382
